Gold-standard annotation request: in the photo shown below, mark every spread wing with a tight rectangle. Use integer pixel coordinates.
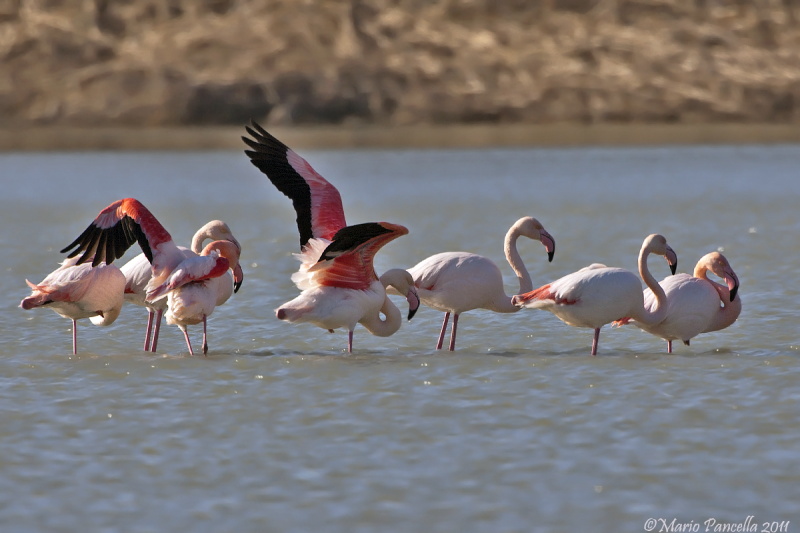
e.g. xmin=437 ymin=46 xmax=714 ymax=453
xmin=242 ymin=120 xmax=346 ymax=248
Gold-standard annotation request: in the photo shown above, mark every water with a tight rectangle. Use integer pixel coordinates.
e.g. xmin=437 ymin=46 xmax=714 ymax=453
xmin=2 ymin=142 xmax=799 ymax=532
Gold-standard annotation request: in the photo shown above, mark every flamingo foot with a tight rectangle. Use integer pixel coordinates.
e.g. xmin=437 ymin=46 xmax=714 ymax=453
xmin=144 ymin=310 xmax=154 ymax=351
xmin=72 ymin=319 xmax=78 ymax=355
xmin=436 ymin=312 xmax=450 ymax=350
xmin=151 ymin=308 xmax=163 ymax=352
xmin=182 ymin=328 xmax=194 ymax=356
xmin=202 ymin=315 xmax=208 ymax=356
xmin=448 ymin=314 xmax=459 ymax=352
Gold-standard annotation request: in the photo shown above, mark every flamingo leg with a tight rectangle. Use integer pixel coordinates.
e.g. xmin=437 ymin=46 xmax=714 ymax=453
xmin=143 ymin=309 xmax=154 ymax=351
xmin=201 ymin=315 xmax=208 ymax=356
xmin=448 ymin=314 xmax=459 ymax=352
xmin=591 ymin=327 xmax=600 ymax=356
xmin=436 ymin=312 xmax=450 ymax=350
xmin=182 ymin=327 xmax=194 ymax=356
xmin=150 ymin=308 xmax=163 ymax=352
xmin=72 ymin=319 xmax=78 ymax=355
xmin=347 ymin=330 xmax=354 ymax=353
xmin=667 ymin=340 xmax=673 ymax=354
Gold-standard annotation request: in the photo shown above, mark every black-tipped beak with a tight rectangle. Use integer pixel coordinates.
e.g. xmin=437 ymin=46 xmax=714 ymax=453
xmin=541 ymin=232 xmax=556 ymax=263
xmin=665 ymin=246 xmax=678 ymax=275
xmin=407 ymin=290 xmax=420 ymax=321
xmin=729 ymin=283 xmax=738 ymax=302
xmin=233 ymin=264 xmax=244 ymax=293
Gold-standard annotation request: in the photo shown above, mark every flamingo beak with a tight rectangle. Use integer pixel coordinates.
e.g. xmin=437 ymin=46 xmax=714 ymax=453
xmin=406 ymin=287 xmax=420 ymax=320
xmin=233 ymin=263 xmax=244 ymax=293
xmin=540 ymin=231 xmax=555 ymax=263
xmin=726 ymin=271 xmax=740 ymax=302
xmin=665 ymin=246 xmax=678 ymax=275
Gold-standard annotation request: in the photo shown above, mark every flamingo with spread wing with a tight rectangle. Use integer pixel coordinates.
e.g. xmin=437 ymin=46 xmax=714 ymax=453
xmin=242 ymin=121 xmax=419 ymax=352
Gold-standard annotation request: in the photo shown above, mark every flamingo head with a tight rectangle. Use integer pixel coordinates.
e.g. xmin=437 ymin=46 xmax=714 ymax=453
xmin=517 ymin=217 xmax=556 ymax=262
xmin=701 ymin=252 xmax=740 ymax=302
xmin=380 ymin=268 xmax=420 ymax=320
xmin=642 ymin=234 xmax=678 ymax=275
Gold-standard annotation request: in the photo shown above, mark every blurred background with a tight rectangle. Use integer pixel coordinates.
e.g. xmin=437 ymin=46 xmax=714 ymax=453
xmin=1 ymin=0 xmax=799 ymax=148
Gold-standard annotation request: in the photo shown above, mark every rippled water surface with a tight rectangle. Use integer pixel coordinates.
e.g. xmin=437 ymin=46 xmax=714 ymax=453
xmin=2 ymin=143 xmax=799 ymax=532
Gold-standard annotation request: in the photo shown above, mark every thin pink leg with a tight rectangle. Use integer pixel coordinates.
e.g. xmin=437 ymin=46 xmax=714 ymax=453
xmin=201 ymin=315 xmax=208 ymax=356
xmin=347 ymin=330 xmax=354 ymax=353
xmin=667 ymin=340 xmax=673 ymax=354
xmin=591 ymin=328 xmax=600 ymax=356
xmin=150 ymin=308 xmax=164 ymax=352
xmin=182 ymin=327 xmax=194 ymax=356
xmin=436 ymin=312 xmax=450 ymax=350
xmin=143 ymin=309 xmax=154 ymax=351
xmin=448 ymin=314 xmax=459 ymax=351
xmin=72 ymin=319 xmax=78 ymax=355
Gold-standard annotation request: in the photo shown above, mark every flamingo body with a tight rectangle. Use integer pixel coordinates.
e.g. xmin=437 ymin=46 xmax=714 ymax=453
xmin=119 ymin=220 xmax=241 ymax=351
xmin=243 ymin=121 xmax=418 ymax=352
xmin=20 ymin=257 xmax=126 ymax=354
xmin=403 ymin=216 xmax=555 ymax=350
xmin=513 ymin=234 xmax=678 ymax=355
xmin=631 ymin=251 xmax=741 ymax=352
xmin=525 ymin=267 xmax=647 ymax=330
xmin=60 ymin=199 xmax=244 ymax=355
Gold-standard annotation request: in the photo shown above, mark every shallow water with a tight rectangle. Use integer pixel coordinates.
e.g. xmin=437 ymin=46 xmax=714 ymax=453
xmin=2 ymin=143 xmax=799 ymax=532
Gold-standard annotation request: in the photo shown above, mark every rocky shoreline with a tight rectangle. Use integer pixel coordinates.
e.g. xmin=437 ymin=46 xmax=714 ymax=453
xmin=2 ymin=0 xmax=799 ymax=128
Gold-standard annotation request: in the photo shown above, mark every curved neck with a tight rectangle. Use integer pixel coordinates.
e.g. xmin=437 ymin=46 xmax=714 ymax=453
xmin=705 ymin=282 xmax=742 ymax=333
xmin=191 ymin=231 xmax=211 ymax=254
xmin=504 ymin=221 xmax=533 ymax=294
xmin=359 ymin=294 xmax=402 ymax=337
xmin=634 ymin=246 xmax=669 ymax=325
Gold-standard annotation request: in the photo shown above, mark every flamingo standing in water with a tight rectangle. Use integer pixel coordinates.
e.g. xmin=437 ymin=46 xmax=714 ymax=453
xmin=59 ymin=198 xmax=244 ymax=355
xmin=20 ymin=256 xmax=126 ymax=354
xmin=121 ymin=220 xmax=242 ymax=352
xmin=397 ymin=217 xmax=555 ymax=351
xmin=512 ymin=234 xmax=678 ymax=355
xmin=147 ymin=240 xmax=243 ymax=355
xmin=619 ymin=251 xmax=741 ymax=353
xmin=242 ymin=121 xmax=419 ymax=353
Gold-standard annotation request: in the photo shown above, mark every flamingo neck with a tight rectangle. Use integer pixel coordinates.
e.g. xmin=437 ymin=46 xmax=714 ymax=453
xmin=705 ymin=282 xmax=742 ymax=333
xmin=504 ymin=221 xmax=533 ymax=291
xmin=359 ymin=284 xmax=402 ymax=338
xmin=635 ymin=247 xmax=669 ymax=326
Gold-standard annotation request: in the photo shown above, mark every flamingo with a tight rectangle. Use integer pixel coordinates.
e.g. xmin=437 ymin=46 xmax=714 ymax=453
xmin=242 ymin=120 xmax=419 ymax=353
xmin=397 ymin=216 xmax=555 ymax=351
xmin=150 ymin=240 xmax=243 ymax=355
xmin=120 ymin=220 xmax=242 ymax=352
xmin=512 ymin=234 xmax=678 ymax=355
xmin=619 ymin=251 xmax=741 ymax=353
xmin=59 ymin=198 xmax=244 ymax=355
xmin=20 ymin=256 xmax=126 ymax=354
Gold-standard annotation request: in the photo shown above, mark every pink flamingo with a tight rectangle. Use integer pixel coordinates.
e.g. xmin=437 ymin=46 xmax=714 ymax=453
xmin=400 ymin=217 xmax=555 ymax=351
xmin=120 ymin=220 xmax=242 ymax=352
xmin=20 ymin=256 xmax=126 ymax=355
xmin=59 ymin=198 xmax=244 ymax=355
xmin=242 ymin=121 xmax=419 ymax=353
xmin=619 ymin=251 xmax=740 ymax=353
xmin=148 ymin=240 xmax=243 ymax=355
xmin=512 ymin=234 xmax=678 ymax=355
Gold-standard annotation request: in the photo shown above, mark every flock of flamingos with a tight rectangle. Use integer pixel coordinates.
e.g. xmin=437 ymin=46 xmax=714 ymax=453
xmin=20 ymin=121 xmax=742 ymax=356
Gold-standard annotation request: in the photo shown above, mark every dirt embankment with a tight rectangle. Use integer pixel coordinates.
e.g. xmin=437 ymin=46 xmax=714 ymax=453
xmin=2 ymin=0 xmax=799 ymax=128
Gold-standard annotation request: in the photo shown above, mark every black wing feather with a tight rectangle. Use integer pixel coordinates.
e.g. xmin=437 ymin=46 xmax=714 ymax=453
xmin=318 ymin=223 xmax=393 ymax=263
xmin=242 ymin=120 xmax=314 ymax=248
